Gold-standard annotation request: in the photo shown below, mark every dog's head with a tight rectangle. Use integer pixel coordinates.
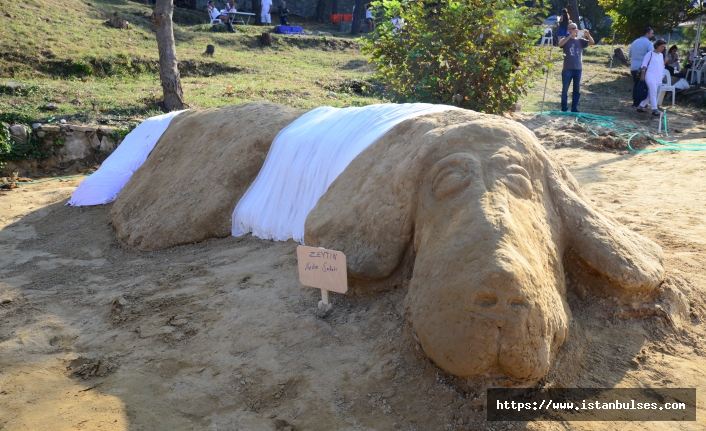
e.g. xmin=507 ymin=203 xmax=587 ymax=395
xmin=305 ymin=110 xmax=664 ymax=381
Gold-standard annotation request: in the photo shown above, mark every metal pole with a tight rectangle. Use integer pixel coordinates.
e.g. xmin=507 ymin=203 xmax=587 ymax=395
xmin=695 ymin=16 xmax=702 ymax=58
xmin=609 ymin=31 xmax=616 ymax=72
xmin=540 ymin=43 xmax=554 ymax=114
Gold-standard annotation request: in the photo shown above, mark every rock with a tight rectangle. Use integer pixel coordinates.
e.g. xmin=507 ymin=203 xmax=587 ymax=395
xmin=95 ymin=364 xmax=108 ymax=376
xmin=43 ymin=103 xmax=59 ymax=111
xmin=328 ymin=91 xmax=338 ymax=98
xmin=32 ymin=123 xmax=42 ymax=129
xmin=71 ymin=98 xmax=81 ymax=105
xmin=8 ymin=125 xmax=27 ymax=144
xmin=40 ymin=125 xmax=60 ymax=132
xmin=55 ymin=133 xmax=93 ymax=162
xmin=2 ymin=82 xmax=24 ymax=92
xmin=170 ymin=318 xmax=188 ymax=326
xmin=88 ymin=131 xmax=101 ymax=149
xmin=107 ymin=17 xmax=129 ymax=29
xmin=113 ymin=297 xmax=127 ymax=307
xmin=1 ymin=298 xmax=13 ymax=304
xmin=69 ymin=125 xmax=96 ymax=133
xmin=99 ymin=136 xmax=115 ymax=152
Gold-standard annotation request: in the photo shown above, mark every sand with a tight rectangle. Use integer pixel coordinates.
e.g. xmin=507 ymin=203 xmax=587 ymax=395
xmin=1 ymin=117 xmax=705 ymax=430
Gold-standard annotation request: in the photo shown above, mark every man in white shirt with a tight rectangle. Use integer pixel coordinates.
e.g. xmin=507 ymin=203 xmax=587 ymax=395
xmin=261 ymin=0 xmax=272 ymax=24
xmin=628 ymin=27 xmax=654 ymax=107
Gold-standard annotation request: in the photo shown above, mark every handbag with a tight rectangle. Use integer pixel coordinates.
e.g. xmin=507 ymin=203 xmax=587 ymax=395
xmin=635 ymin=81 xmax=648 ymax=103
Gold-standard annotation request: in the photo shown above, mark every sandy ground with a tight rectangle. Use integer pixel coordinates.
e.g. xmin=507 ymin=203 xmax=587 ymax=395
xmin=1 ymin=117 xmax=706 ymax=430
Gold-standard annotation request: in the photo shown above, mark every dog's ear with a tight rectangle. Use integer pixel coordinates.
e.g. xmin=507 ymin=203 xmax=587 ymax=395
xmin=546 ymin=160 xmax=664 ymax=292
xmin=304 ymin=122 xmax=433 ymax=280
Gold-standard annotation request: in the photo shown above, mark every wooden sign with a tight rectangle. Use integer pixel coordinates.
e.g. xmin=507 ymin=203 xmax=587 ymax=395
xmin=296 ymin=246 xmax=347 ymax=294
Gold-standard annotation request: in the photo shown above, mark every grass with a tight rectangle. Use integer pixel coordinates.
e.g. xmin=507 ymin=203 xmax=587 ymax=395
xmin=0 ymin=0 xmax=704 ymax=126
xmin=0 ymin=0 xmax=382 ymax=123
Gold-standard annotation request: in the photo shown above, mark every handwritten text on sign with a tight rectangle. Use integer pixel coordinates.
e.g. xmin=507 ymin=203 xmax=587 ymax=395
xmin=296 ymin=246 xmax=347 ymax=294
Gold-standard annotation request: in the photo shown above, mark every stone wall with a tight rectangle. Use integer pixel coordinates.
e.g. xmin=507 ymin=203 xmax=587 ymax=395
xmin=1 ymin=123 xmax=121 ymax=177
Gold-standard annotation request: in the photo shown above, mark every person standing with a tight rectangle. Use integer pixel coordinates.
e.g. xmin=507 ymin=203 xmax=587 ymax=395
xmin=629 ymin=27 xmax=654 ymax=107
xmin=557 ymin=23 xmax=594 ymax=112
xmin=636 ymin=39 xmax=667 ymax=115
xmin=261 ymin=0 xmax=272 ymax=25
xmin=278 ymin=0 xmax=289 ymax=26
xmin=557 ymin=8 xmax=570 ymax=38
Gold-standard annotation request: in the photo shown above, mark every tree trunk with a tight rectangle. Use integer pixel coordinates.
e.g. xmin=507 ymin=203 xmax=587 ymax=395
xmin=332 ymin=0 xmax=339 ymax=15
xmin=315 ymin=0 xmax=326 ymax=22
xmin=252 ymin=0 xmax=261 ymax=25
xmin=152 ymin=0 xmax=186 ymax=112
xmin=568 ymin=0 xmax=581 ymax=29
xmin=350 ymin=0 xmax=363 ymax=35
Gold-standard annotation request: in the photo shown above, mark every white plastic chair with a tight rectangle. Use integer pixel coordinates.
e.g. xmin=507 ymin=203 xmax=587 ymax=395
xmin=208 ymin=10 xmax=224 ymax=26
xmin=541 ymin=28 xmax=553 ymax=46
xmin=685 ymin=57 xmax=705 ymax=85
xmin=657 ymin=69 xmax=675 ymax=106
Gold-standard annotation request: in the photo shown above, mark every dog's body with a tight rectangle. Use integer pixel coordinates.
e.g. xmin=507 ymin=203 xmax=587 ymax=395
xmin=112 ymin=103 xmax=664 ymax=383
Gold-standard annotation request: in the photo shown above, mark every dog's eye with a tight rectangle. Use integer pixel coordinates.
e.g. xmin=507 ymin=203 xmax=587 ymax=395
xmin=504 ymin=164 xmax=533 ymax=199
xmin=431 ymin=154 xmax=476 ymax=199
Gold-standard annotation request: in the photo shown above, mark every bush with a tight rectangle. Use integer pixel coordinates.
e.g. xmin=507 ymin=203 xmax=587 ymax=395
xmin=0 ymin=114 xmax=49 ymax=167
xmin=362 ymin=0 xmax=550 ymax=113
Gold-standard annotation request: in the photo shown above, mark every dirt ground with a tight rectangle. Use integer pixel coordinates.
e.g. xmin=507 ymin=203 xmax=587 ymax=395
xmin=1 ymin=115 xmax=706 ymax=430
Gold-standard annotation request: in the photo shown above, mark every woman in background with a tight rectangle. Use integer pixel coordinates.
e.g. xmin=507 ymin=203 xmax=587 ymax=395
xmin=224 ymin=0 xmax=237 ymax=13
xmin=637 ymin=39 xmax=666 ymax=115
xmin=665 ymin=45 xmax=680 ymax=76
xmin=557 ymin=8 xmax=571 ymax=39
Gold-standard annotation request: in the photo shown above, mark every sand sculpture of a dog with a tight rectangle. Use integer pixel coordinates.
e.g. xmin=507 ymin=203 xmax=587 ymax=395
xmin=111 ymin=102 xmax=664 ymax=382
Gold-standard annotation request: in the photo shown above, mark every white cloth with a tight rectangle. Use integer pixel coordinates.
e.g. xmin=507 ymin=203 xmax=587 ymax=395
xmin=67 ymin=110 xmax=186 ymax=206
xmin=674 ymin=78 xmax=689 ymax=90
xmin=224 ymin=3 xmax=237 ymax=12
xmin=629 ymin=37 xmax=653 ymax=71
xmin=365 ymin=9 xmax=373 ymax=19
xmin=261 ymin=12 xmax=271 ymax=23
xmin=232 ymin=103 xmax=459 ymax=244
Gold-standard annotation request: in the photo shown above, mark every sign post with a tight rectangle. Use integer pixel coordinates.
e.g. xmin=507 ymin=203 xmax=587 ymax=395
xmin=296 ymin=245 xmax=347 ymax=312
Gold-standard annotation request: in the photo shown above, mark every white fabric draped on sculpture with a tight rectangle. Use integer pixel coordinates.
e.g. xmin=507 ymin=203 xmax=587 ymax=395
xmin=232 ymin=103 xmax=459 ymax=244
xmin=67 ymin=110 xmax=186 ymax=206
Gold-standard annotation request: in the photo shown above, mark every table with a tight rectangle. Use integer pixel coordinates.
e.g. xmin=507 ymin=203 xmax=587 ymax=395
xmin=226 ymin=11 xmax=256 ymax=25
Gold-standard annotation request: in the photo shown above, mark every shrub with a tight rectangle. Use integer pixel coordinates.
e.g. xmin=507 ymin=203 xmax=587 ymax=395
xmin=362 ymin=0 xmax=550 ymax=113
xmin=0 ymin=114 xmax=49 ymax=166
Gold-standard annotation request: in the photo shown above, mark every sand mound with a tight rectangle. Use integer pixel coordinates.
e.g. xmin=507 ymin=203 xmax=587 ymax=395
xmin=110 ymin=102 xmax=306 ymax=251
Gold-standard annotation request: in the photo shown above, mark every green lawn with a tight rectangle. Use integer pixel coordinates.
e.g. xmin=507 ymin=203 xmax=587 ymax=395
xmin=1 ymin=0 xmax=704 ymax=125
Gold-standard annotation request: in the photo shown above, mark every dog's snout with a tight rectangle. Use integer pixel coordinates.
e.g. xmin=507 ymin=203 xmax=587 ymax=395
xmin=470 ymin=267 xmax=532 ymax=318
